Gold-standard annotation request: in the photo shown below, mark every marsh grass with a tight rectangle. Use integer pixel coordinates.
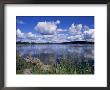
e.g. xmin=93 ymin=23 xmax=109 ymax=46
xmin=16 ymin=53 xmax=94 ymax=74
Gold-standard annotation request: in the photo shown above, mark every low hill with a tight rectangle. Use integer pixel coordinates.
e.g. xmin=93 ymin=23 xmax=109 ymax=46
xmin=16 ymin=41 xmax=94 ymax=44
xmin=62 ymin=41 xmax=94 ymax=44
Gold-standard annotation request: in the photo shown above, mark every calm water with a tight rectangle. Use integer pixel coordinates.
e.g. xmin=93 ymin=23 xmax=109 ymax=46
xmin=16 ymin=44 xmax=94 ymax=65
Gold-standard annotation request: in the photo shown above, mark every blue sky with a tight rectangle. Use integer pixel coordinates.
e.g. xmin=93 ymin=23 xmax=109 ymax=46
xmin=16 ymin=16 xmax=94 ymax=43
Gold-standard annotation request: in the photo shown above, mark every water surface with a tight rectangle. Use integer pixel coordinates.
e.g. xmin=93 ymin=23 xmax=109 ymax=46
xmin=16 ymin=44 xmax=94 ymax=65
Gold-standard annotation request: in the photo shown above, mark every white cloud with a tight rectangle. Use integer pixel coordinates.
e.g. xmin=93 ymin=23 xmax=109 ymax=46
xmin=69 ymin=24 xmax=82 ymax=35
xmin=68 ymin=24 xmax=84 ymax=41
xmin=26 ymin=32 xmax=36 ymax=39
xmin=42 ymin=34 xmax=66 ymax=43
xmin=57 ymin=28 xmax=63 ymax=32
xmin=17 ymin=22 xmax=94 ymax=43
xmin=67 ymin=35 xmax=83 ymax=41
xmin=83 ymin=29 xmax=94 ymax=35
xmin=35 ymin=21 xmax=59 ymax=35
xmin=55 ymin=20 xmax=60 ymax=24
xmin=38 ymin=34 xmax=68 ymax=43
xmin=68 ymin=24 xmax=94 ymax=42
xmin=16 ymin=29 xmax=25 ymax=39
xmin=57 ymin=28 xmax=67 ymax=32
xmin=83 ymin=25 xmax=89 ymax=31
xmin=43 ymin=35 xmax=53 ymax=38
xmin=83 ymin=29 xmax=94 ymax=41
xmin=76 ymin=24 xmax=82 ymax=31
xmin=16 ymin=29 xmax=37 ymax=41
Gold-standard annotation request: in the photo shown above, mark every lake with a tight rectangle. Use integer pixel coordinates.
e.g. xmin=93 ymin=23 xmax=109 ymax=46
xmin=16 ymin=44 xmax=94 ymax=66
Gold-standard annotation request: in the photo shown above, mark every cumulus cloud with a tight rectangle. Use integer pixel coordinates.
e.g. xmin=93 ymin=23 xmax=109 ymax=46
xmin=16 ymin=29 xmax=37 ymax=41
xmin=83 ymin=29 xmax=94 ymax=35
xmin=16 ymin=29 xmax=25 ymax=39
xmin=76 ymin=24 xmax=82 ymax=31
xmin=17 ymin=21 xmax=94 ymax=43
xmin=36 ymin=34 xmax=68 ymax=43
xmin=83 ymin=25 xmax=89 ymax=31
xmin=26 ymin=32 xmax=36 ymax=39
xmin=67 ymin=35 xmax=83 ymax=41
xmin=48 ymin=34 xmax=67 ymax=43
xmin=83 ymin=29 xmax=94 ymax=41
xmin=57 ymin=28 xmax=67 ymax=32
xmin=57 ymin=28 xmax=63 ymax=32
xmin=68 ymin=23 xmax=94 ymax=41
xmin=35 ymin=20 xmax=60 ymax=35
xmin=69 ymin=24 xmax=82 ymax=35
xmin=68 ymin=24 xmax=83 ymax=41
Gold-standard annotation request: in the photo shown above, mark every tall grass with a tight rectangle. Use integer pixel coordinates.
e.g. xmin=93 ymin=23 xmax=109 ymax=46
xmin=16 ymin=53 xmax=94 ymax=74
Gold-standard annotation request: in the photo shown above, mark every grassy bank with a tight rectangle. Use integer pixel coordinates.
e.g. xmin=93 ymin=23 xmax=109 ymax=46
xmin=16 ymin=53 xmax=94 ymax=74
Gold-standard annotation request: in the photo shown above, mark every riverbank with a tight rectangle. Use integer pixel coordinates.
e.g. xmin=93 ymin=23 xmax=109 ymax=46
xmin=16 ymin=53 xmax=94 ymax=74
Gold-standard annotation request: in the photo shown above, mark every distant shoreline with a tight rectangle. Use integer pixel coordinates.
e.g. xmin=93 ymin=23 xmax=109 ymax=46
xmin=16 ymin=41 xmax=94 ymax=44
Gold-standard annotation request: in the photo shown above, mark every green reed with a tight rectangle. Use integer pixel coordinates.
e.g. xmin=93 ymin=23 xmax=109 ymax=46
xmin=16 ymin=53 xmax=94 ymax=74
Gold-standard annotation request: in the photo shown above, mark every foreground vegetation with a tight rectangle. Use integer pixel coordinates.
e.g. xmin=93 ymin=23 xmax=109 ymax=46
xmin=16 ymin=53 xmax=94 ymax=74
